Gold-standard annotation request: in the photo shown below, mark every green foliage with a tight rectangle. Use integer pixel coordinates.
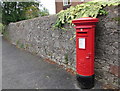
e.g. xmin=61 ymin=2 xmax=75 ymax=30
xmin=112 ymin=17 xmax=120 ymax=24
xmin=0 ymin=23 xmax=4 ymax=34
xmin=25 ymin=44 xmax=29 ymax=49
xmin=0 ymin=2 xmax=2 ymax=23
xmin=39 ymin=7 xmax=49 ymax=16
xmin=20 ymin=43 xmax=24 ymax=48
xmin=112 ymin=17 xmax=120 ymax=21
xmin=16 ymin=40 xmax=20 ymax=46
xmin=2 ymin=28 xmax=9 ymax=38
xmin=25 ymin=5 xmax=39 ymax=19
xmin=16 ymin=40 xmax=25 ymax=49
xmin=64 ymin=53 xmax=68 ymax=64
xmin=2 ymin=1 xmax=49 ymax=25
xmin=54 ymin=0 xmax=120 ymax=28
xmin=2 ymin=1 xmax=40 ymax=25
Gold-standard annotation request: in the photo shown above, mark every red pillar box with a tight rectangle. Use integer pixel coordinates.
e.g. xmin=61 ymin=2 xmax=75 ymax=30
xmin=72 ymin=17 xmax=99 ymax=89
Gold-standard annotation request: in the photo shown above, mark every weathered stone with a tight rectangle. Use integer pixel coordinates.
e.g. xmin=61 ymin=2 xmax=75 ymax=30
xmin=109 ymin=65 xmax=120 ymax=77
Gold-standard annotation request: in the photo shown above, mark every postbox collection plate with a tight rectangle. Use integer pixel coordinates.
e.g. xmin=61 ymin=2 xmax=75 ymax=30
xmin=79 ymin=38 xmax=85 ymax=49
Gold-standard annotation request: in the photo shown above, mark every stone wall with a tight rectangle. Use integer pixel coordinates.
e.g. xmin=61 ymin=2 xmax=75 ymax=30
xmin=6 ymin=6 xmax=119 ymax=88
xmin=6 ymin=15 xmax=76 ymax=70
xmin=95 ymin=6 xmax=119 ymax=88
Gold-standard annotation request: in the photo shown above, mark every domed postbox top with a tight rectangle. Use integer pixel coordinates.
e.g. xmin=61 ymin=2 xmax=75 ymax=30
xmin=72 ymin=17 xmax=99 ymax=24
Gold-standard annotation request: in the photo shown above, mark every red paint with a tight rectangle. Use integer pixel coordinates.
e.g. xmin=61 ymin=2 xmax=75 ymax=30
xmin=72 ymin=17 xmax=99 ymax=76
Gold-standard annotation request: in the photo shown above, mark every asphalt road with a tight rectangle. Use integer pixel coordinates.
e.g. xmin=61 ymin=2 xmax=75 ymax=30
xmin=2 ymin=37 xmax=79 ymax=89
xmin=2 ymin=37 xmax=103 ymax=90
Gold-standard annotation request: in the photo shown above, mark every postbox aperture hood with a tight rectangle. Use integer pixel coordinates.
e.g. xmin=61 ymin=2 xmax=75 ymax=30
xmin=72 ymin=17 xmax=99 ymax=24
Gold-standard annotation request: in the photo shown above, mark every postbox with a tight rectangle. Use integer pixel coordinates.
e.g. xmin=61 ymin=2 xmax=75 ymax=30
xmin=72 ymin=17 xmax=99 ymax=89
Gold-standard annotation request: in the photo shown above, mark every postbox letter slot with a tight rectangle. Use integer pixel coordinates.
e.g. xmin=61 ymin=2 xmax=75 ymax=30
xmin=77 ymin=32 xmax=87 ymax=34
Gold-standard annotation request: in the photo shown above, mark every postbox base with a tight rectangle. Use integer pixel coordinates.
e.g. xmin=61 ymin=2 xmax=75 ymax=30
xmin=76 ymin=74 xmax=94 ymax=89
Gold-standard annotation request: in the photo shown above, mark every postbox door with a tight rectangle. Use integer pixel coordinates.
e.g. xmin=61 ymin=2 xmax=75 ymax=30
xmin=76 ymin=28 xmax=94 ymax=76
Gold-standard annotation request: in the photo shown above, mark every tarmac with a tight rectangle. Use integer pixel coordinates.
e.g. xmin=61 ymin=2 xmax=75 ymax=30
xmin=2 ymin=36 xmax=103 ymax=90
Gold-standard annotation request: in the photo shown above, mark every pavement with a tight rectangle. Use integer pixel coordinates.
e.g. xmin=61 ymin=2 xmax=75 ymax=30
xmin=2 ymin=36 xmax=103 ymax=89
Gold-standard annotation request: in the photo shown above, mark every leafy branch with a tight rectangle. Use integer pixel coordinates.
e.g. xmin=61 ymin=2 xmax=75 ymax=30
xmin=54 ymin=0 xmax=120 ymax=28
